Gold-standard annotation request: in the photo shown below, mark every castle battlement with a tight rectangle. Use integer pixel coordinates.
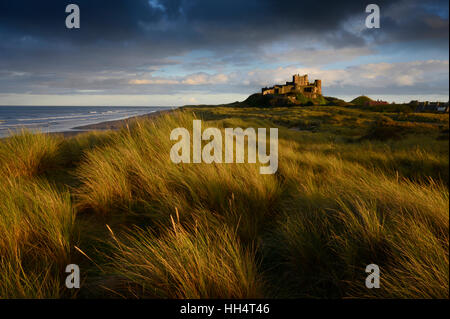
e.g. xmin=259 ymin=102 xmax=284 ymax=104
xmin=262 ymin=74 xmax=322 ymax=99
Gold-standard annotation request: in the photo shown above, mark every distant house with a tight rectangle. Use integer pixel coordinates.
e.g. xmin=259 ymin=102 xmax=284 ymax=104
xmin=367 ymin=99 xmax=389 ymax=106
xmin=437 ymin=106 xmax=449 ymax=113
xmin=413 ymin=101 xmax=450 ymax=113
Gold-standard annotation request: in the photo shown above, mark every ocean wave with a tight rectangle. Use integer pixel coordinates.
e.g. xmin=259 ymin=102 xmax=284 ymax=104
xmin=0 ymin=107 xmax=165 ymax=138
xmin=17 ymin=113 xmax=102 ymax=122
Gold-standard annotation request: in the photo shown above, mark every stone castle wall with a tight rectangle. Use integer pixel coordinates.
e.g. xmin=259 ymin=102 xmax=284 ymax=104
xmin=262 ymin=74 xmax=322 ymax=98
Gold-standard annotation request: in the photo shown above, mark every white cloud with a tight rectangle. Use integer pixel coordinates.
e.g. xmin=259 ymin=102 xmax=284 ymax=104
xmin=187 ymin=97 xmax=199 ymax=104
xmin=129 ymin=78 xmax=178 ymax=85
xmin=261 ymin=46 xmax=374 ymax=66
xmin=128 ymin=73 xmax=229 ymax=86
xmin=0 ymin=93 xmax=248 ymax=106
xmin=1 ymin=60 xmax=447 ymax=105
xmin=182 ymin=73 xmax=229 ymax=85
xmin=239 ymin=60 xmax=449 ymax=90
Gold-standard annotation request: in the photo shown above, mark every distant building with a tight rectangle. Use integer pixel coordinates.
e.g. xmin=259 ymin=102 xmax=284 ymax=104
xmin=412 ymin=100 xmax=449 ymax=113
xmin=367 ymin=99 xmax=389 ymax=106
xmin=261 ymin=74 xmax=322 ymax=99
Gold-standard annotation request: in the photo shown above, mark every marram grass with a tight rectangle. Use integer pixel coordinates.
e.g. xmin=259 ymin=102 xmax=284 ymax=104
xmin=0 ymin=176 xmax=75 ymax=298
xmin=105 ymin=215 xmax=264 ymax=298
xmin=0 ymin=106 xmax=448 ymax=298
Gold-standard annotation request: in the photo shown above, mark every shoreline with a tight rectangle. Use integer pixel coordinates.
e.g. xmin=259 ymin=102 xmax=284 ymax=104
xmin=0 ymin=108 xmax=178 ymax=139
xmin=0 ymin=106 xmax=178 ymax=141
xmin=57 ymin=108 xmax=177 ymax=137
xmin=71 ymin=108 xmax=176 ymax=131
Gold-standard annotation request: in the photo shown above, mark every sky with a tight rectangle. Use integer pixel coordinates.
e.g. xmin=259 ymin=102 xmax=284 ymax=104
xmin=0 ymin=0 xmax=448 ymax=106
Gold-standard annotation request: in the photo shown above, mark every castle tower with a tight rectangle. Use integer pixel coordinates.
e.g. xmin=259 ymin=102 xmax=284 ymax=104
xmin=301 ymin=74 xmax=308 ymax=85
xmin=314 ymin=79 xmax=322 ymax=95
xmin=293 ymin=74 xmax=308 ymax=86
xmin=293 ymin=74 xmax=308 ymax=91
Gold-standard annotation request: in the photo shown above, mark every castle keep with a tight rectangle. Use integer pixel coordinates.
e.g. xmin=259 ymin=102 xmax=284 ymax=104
xmin=261 ymin=74 xmax=322 ymax=99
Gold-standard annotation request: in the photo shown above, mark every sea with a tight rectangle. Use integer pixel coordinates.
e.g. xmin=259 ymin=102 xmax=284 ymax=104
xmin=0 ymin=106 xmax=173 ymax=138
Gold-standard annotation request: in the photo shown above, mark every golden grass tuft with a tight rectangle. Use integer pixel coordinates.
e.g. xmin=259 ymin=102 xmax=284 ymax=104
xmin=104 ymin=216 xmax=264 ymax=298
xmin=0 ymin=106 xmax=448 ymax=298
xmin=0 ymin=176 xmax=75 ymax=298
xmin=0 ymin=130 xmax=63 ymax=178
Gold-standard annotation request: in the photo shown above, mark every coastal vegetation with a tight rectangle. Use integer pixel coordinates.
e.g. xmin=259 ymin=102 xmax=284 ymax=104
xmin=0 ymin=105 xmax=448 ymax=298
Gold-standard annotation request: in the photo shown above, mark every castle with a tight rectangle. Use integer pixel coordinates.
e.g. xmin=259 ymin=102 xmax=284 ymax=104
xmin=261 ymin=74 xmax=322 ymax=99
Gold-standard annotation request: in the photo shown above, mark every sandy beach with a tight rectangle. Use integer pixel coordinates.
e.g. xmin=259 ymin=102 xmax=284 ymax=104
xmin=0 ymin=108 xmax=176 ymax=139
xmin=53 ymin=109 xmax=177 ymax=137
xmin=72 ymin=109 xmax=175 ymax=131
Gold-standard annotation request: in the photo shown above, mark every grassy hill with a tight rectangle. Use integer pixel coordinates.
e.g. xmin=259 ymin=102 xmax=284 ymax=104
xmin=0 ymin=105 xmax=448 ymax=298
xmin=243 ymin=93 xmax=329 ymax=107
xmin=351 ymin=95 xmax=374 ymax=106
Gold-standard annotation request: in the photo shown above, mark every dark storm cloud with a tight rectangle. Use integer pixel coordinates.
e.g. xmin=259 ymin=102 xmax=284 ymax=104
xmin=0 ymin=0 xmax=448 ymax=98
xmin=0 ymin=0 xmax=185 ymax=73
xmin=0 ymin=0 xmax=164 ymax=41
xmin=362 ymin=0 xmax=449 ymax=48
xmin=0 ymin=0 xmax=418 ymax=49
xmin=1 ymin=0 xmax=447 ymax=60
